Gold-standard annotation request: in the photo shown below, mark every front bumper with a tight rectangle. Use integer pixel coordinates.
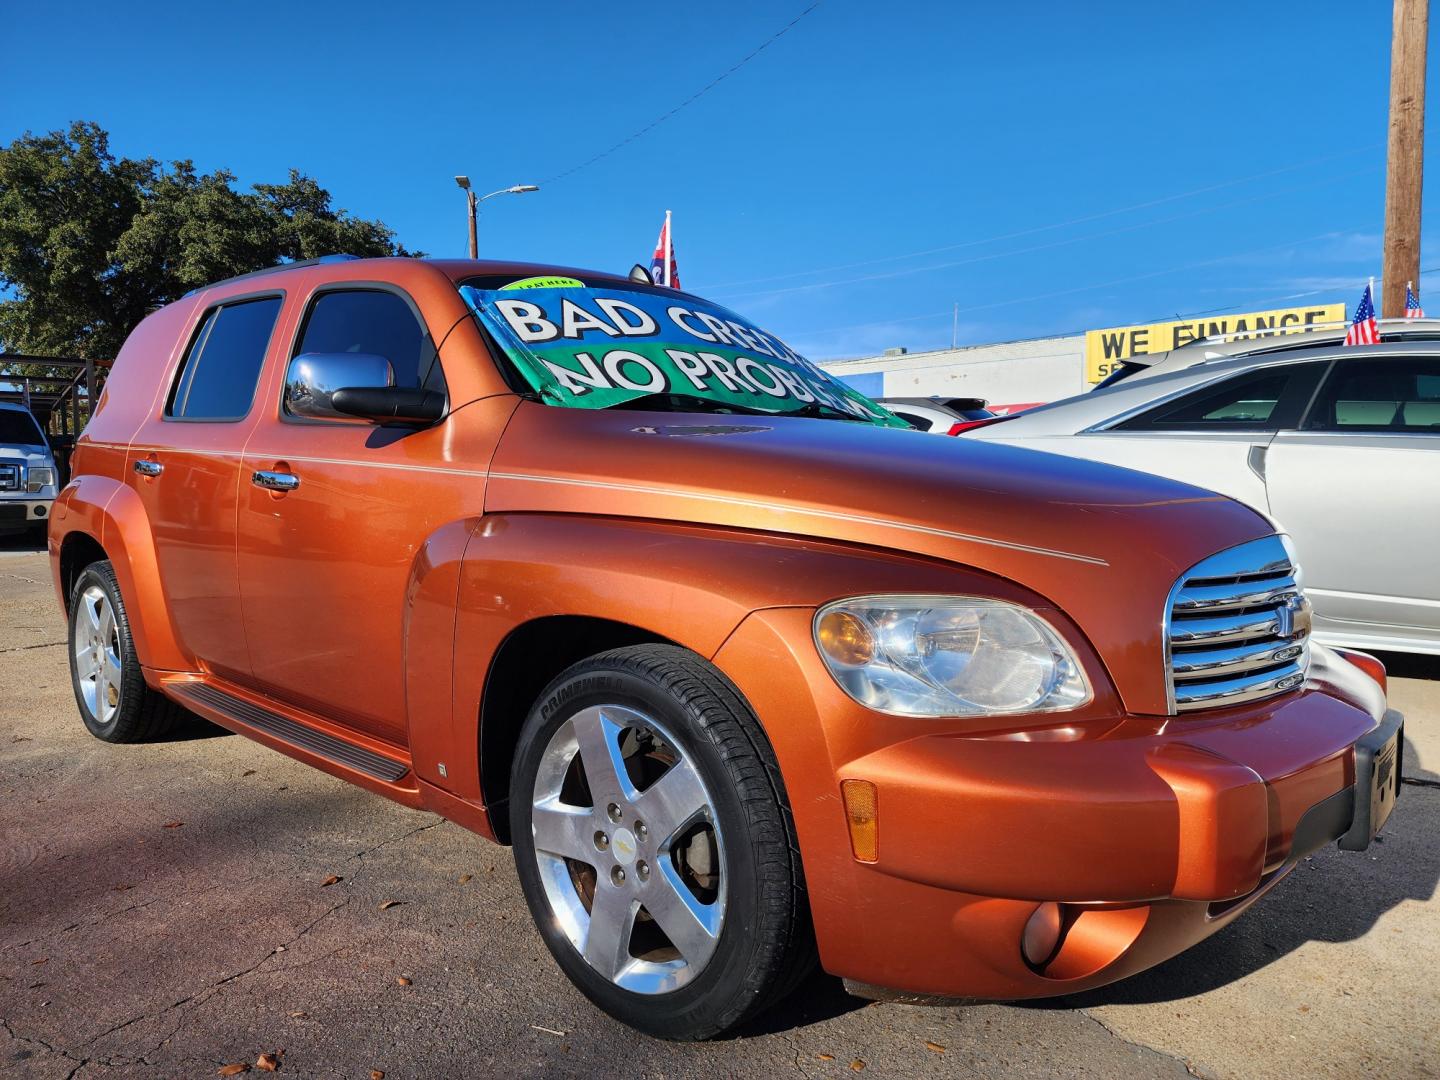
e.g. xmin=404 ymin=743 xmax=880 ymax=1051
xmin=0 ymin=498 xmax=53 ymax=531
xmin=713 ymin=609 xmax=1402 ymax=1001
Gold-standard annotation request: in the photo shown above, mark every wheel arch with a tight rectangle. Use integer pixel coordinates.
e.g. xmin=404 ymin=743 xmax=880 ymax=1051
xmin=52 ymin=477 xmax=189 ymax=670
xmin=58 ymin=530 xmax=108 ymax=613
xmin=479 ymin=614 xmax=679 ymax=844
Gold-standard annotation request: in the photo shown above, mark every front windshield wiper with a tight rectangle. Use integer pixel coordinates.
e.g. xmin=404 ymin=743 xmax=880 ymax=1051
xmin=601 ymin=392 xmax=873 ymax=423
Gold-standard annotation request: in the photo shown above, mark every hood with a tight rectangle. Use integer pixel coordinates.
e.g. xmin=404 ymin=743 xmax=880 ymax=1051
xmin=0 ymin=443 xmax=48 ymax=461
xmin=486 ymin=402 xmax=1277 ymax=714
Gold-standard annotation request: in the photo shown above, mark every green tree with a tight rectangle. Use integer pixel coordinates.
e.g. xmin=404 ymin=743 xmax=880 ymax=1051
xmin=0 ymin=121 xmax=419 ymax=361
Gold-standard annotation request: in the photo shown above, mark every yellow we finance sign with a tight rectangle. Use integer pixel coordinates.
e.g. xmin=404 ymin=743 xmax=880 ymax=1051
xmin=1084 ymin=303 xmax=1345 ymax=383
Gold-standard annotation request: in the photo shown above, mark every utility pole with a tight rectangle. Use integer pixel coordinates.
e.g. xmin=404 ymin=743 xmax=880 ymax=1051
xmin=1382 ymin=0 xmax=1428 ymax=317
xmin=466 ymin=190 xmax=479 ymax=260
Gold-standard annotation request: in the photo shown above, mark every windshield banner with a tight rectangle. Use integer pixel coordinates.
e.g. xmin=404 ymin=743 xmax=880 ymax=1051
xmin=461 ymin=283 xmax=903 ymax=424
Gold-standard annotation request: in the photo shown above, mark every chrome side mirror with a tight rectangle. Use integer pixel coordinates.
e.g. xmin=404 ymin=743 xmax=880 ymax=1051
xmin=285 ymin=352 xmax=395 ymax=421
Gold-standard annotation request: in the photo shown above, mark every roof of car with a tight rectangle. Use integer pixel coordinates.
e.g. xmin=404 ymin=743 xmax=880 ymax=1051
xmin=185 ymin=255 xmax=638 ymax=297
xmin=1121 ymin=317 xmax=1440 ymax=383
xmin=969 ymin=338 xmax=1438 ymax=440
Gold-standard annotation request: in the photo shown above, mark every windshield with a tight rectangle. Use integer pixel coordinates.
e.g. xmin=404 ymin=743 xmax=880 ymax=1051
xmin=0 ymin=409 xmax=45 ymax=447
xmin=459 ymin=275 xmax=905 ymax=428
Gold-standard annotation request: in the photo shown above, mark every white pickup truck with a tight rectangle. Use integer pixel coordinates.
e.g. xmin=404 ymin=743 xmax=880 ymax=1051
xmin=0 ymin=402 xmax=59 ymax=537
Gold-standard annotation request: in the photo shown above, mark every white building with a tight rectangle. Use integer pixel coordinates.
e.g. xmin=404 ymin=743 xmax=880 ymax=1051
xmin=818 ymin=334 xmax=1087 ymax=411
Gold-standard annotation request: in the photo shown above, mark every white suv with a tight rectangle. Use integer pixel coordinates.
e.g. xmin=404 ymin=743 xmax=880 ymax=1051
xmin=964 ymin=325 xmax=1440 ymax=656
xmin=0 ymin=402 xmax=59 ymax=537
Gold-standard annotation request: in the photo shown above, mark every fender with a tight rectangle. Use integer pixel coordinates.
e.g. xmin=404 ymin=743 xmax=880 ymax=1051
xmin=51 ymin=475 xmax=191 ymax=675
xmin=437 ymin=512 xmax=1113 ymax=807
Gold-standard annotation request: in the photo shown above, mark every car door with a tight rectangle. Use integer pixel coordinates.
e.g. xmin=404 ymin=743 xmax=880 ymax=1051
xmin=1032 ymin=362 xmax=1329 ymax=510
xmin=125 ymin=292 xmax=287 ymax=682
xmin=1265 ymin=354 xmax=1440 ymax=652
xmin=234 ymin=284 xmax=508 ymax=747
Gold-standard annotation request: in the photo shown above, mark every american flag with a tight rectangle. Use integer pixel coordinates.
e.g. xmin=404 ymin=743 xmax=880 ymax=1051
xmin=1406 ymin=281 xmax=1425 ymax=318
xmin=1344 ymin=281 xmax=1378 ymax=345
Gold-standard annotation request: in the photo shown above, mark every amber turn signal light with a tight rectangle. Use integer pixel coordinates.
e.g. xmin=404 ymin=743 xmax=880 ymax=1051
xmin=816 ymin=610 xmax=874 ymax=666
xmin=840 ymin=779 xmax=879 ymax=863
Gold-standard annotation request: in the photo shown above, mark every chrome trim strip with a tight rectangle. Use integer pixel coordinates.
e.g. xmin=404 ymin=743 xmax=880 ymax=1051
xmin=1173 ymin=577 xmax=1299 ymax=612
xmin=488 ymin=472 xmax=1110 ymax=566
xmin=1173 ymin=656 xmax=1308 ymax=711
xmin=1170 ymin=637 xmax=1306 ymax=678
xmin=1167 ymin=609 xmax=1282 ymax=645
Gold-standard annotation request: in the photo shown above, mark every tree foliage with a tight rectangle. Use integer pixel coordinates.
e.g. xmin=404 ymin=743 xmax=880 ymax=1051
xmin=0 ymin=121 xmax=420 ymax=360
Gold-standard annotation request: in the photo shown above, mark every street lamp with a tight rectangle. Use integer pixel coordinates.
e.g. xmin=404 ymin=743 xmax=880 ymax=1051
xmin=454 ymin=176 xmax=539 ymax=259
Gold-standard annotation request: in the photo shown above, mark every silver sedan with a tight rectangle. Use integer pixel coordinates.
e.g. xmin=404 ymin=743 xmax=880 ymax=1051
xmin=965 ymin=332 xmax=1440 ymax=656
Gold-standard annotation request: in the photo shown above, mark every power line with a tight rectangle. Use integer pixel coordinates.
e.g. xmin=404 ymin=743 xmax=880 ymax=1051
xmin=804 ymin=263 xmax=1440 ymax=361
xmin=542 ymin=3 xmax=824 ymax=185
xmin=786 ymin=228 xmax=1364 ymax=343
xmin=701 ymin=144 xmax=1384 ymax=292
xmin=713 ymin=166 xmax=1379 ymax=304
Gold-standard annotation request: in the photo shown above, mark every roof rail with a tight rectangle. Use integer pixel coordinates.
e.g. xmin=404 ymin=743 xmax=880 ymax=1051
xmin=1188 ymin=315 xmax=1440 ymax=349
xmin=181 ymin=254 xmax=362 ymax=299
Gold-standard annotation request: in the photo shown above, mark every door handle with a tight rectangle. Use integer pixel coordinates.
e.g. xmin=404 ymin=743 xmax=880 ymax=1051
xmin=133 ymin=460 xmax=163 ymax=478
xmin=251 ymin=470 xmax=300 ymax=492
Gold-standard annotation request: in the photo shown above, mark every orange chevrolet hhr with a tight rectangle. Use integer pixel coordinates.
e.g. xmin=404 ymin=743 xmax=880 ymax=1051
xmin=51 ymin=256 xmax=1402 ymax=1039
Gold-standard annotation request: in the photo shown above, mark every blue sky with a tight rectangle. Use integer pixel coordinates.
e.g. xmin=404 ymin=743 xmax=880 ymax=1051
xmin=2 ymin=1 xmax=1434 ymax=358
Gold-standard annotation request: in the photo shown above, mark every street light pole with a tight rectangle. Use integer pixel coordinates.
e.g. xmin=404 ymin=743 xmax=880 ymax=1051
xmin=454 ymin=176 xmax=539 ymax=259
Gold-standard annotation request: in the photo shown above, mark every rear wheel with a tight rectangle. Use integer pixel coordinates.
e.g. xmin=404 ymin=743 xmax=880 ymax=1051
xmin=67 ymin=560 xmax=188 ymax=742
xmin=510 ymin=644 xmax=814 ymax=1039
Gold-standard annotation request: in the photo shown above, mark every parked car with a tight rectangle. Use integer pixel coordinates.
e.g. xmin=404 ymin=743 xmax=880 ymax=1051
xmin=0 ymin=401 xmax=59 ymax=536
xmin=963 ymin=324 xmax=1440 ymax=656
xmin=879 ymin=395 xmax=997 ymax=434
xmin=51 ymin=256 xmax=1402 ymax=1039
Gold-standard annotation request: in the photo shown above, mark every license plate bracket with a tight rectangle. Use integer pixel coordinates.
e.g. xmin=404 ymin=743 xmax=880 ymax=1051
xmin=1338 ymin=709 xmax=1404 ymax=852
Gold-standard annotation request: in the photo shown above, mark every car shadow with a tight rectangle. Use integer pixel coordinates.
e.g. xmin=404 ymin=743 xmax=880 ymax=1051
xmin=0 ymin=530 xmax=46 ymax=554
xmin=729 ymin=968 xmax=868 ymax=1036
xmin=1374 ymin=649 xmax=1440 ymax=681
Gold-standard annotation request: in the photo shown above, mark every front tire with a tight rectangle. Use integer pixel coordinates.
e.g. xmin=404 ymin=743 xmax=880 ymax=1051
xmin=510 ymin=644 xmax=814 ymax=1040
xmin=67 ymin=560 xmax=188 ymax=742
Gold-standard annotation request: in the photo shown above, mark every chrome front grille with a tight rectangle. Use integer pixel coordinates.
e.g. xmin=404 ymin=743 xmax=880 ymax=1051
xmin=1166 ymin=535 xmax=1311 ymax=712
xmin=0 ymin=465 xmax=18 ymax=492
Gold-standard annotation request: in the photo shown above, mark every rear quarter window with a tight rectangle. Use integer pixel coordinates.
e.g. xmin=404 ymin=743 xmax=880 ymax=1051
xmin=1114 ymin=362 xmax=1327 ymax=432
xmin=166 ymin=296 xmax=283 ymax=420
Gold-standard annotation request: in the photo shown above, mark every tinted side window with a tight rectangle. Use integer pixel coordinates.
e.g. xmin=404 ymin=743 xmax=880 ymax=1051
xmin=1306 ymin=357 xmax=1440 ymax=432
xmin=1117 ymin=364 xmax=1325 ymax=432
xmin=294 ymin=289 xmax=441 ymax=391
xmin=167 ymin=297 xmax=283 ymax=420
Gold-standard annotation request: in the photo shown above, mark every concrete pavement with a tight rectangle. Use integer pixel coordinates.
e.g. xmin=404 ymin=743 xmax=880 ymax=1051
xmin=2 ymin=537 xmax=1436 ymax=1079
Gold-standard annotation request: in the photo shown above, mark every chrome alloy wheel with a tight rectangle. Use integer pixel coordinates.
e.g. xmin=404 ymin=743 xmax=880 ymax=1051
xmin=74 ymin=584 xmax=122 ymax=726
xmin=529 ymin=704 xmax=726 ymax=994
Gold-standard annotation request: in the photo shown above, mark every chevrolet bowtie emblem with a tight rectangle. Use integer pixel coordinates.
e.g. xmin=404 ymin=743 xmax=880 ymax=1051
xmin=1277 ymin=593 xmax=1312 ymax=639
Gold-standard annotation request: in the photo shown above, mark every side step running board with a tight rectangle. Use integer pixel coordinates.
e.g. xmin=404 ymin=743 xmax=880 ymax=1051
xmin=171 ymin=683 xmax=410 ymax=783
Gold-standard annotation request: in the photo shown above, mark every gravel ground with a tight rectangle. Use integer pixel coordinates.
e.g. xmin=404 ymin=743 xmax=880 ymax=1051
xmin=2 ymin=535 xmax=1436 ymax=1079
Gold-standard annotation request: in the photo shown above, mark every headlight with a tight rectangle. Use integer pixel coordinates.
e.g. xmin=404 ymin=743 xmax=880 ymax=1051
xmin=26 ymin=467 xmax=55 ymax=492
xmin=813 ymin=595 xmax=1092 ymax=717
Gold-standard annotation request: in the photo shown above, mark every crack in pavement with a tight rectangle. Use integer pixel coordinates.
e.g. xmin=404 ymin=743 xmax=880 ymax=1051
xmin=68 ymin=894 xmax=355 ymax=1067
xmin=1078 ymin=1009 xmax=1210 ymax=1079
xmin=346 ymin=817 xmax=446 ymax=865
xmin=0 ymin=1015 xmax=91 ymax=1079
xmin=0 ymin=639 xmax=63 ymax=654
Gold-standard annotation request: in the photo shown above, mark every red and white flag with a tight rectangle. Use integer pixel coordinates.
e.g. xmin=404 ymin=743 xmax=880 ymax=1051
xmin=649 ymin=210 xmax=680 ymax=289
xmin=1344 ymin=279 xmax=1378 ymax=346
